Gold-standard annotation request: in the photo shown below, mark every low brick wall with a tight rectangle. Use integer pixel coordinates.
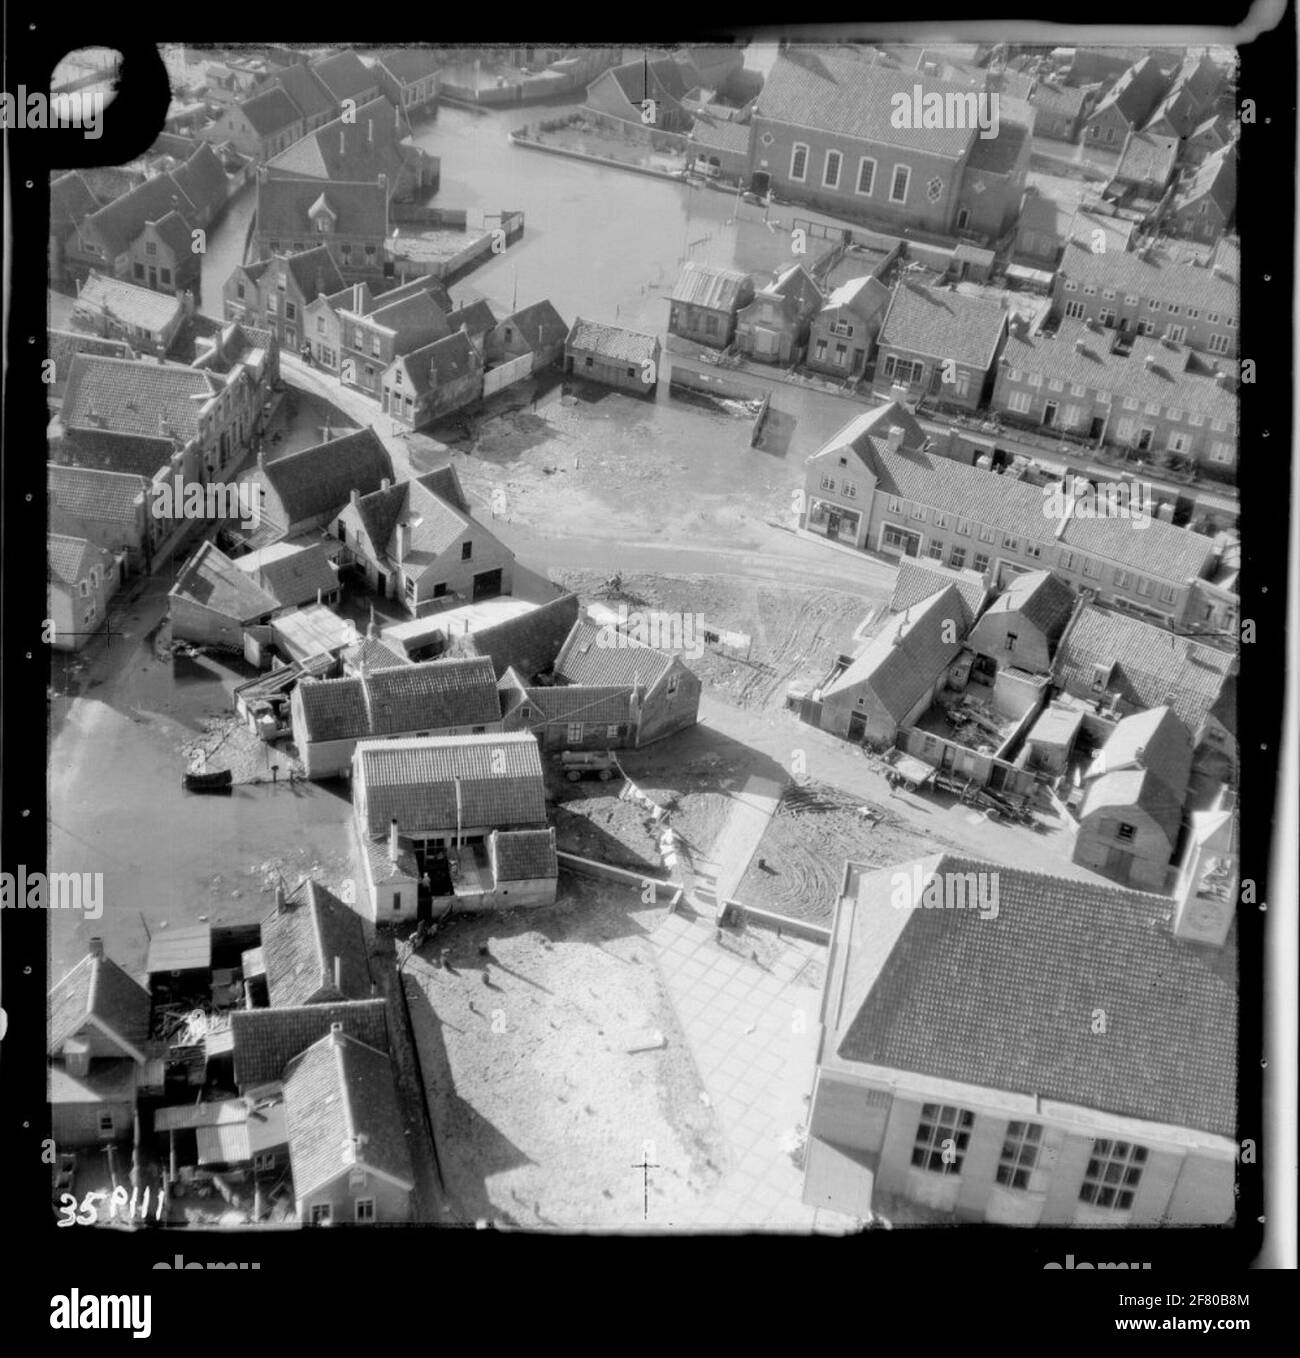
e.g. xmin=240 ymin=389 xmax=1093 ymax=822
xmin=717 ymin=898 xmax=831 ymax=945
xmin=557 ymin=852 xmax=681 ymax=904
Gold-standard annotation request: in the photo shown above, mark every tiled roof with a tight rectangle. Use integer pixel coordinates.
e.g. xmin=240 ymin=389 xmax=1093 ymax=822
xmin=169 ymin=143 xmax=229 ymax=218
xmin=297 ymin=657 xmax=500 ymax=742
xmin=833 ymin=855 xmax=1237 ymax=1136
xmin=169 ymin=540 xmax=279 ymax=623
xmin=1080 ymin=766 xmax=1186 ymax=840
xmin=398 ymin=331 xmax=480 ymax=397
xmin=375 ymin=46 xmax=440 ymax=85
xmin=890 ymin=557 xmax=988 ymax=624
xmin=81 ymin=172 xmax=200 ymax=257
xmin=230 ymin=998 xmax=389 ymax=1088
xmin=517 ymin=684 xmax=635 ymax=726
xmin=48 ymin=533 xmax=112 ymax=587
xmin=1057 ymin=241 xmax=1238 ymax=316
xmin=977 ymin=568 xmax=1076 ymax=639
xmin=281 ymin=245 xmax=347 ymax=302
xmin=249 ymin=541 xmax=339 ymax=607
xmin=415 ymin=464 xmax=469 ymax=514
xmin=1113 ymin=130 xmax=1178 ymax=187
xmin=670 ymin=261 xmax=750 ymax=311
xmin=62 ymin=354 xmax=218 ymax=442
xmin=47 ymin=329 xmax=135 ymax=371
xmin=374 ymin=273 xmax=453 ymax=313
xmin=822 ymin=275 xmax=891 ymax=318
xmin=311 ymin=50 xmax=378 ymax=104
xmin=59 ymin=429 xmax=177 ymax=479
xmin=50 ymin=170 xmax=100 ymax=231
xmin=449 ymin=592 xmax=582 ymax=680
xmin=965 ymin=119 xmax=1027 ymax=174
xmin=1087 ymin=704 xmax=1192 ymax=793
xmin=492 ymin=828 xmax=558 ymax=882
xmin=342 ymin=635 xmax=410 ymax=673
xmin=690 ymin=117 xmax=753 ymax=155
xmin=1030 ymin=80 xmax=1088 ymax=116
xmin=445 ymin=299 xmax=497 ymax=343
xmin=258 ymin=174 xmax=387 ymax=242
xmin=262 ymin=881 xmax=372 ymax=1009
xmin=1056 ymin=604 xmax=1236 ymax=735
xmin=877 ymin=281 xmax=1007 ymax=370
xmin=260 ymin=62 xmax=334 ymax=122
xmin=1089 ymin=57 xmax=1169 ymax=129
xmin=283 ymin=1029 xmax=414 ymax=1199
xmin=555 ymin=620 xmax=678 ymax=689
xmin=1002 ymin=319 xmax=1237 ymax=424
xmin=267 ymin=97 xmax=418 ymax=188
xmin=1174 ymin=142 xmax=1236 ymax=219
xmin=607 ymin=56 xmax=693 ymax=107
xmin=240 ymin=86 xmax=304 ymax=137
xmin=48 ymin=949 xmax=152 ymax=1056
xmin=74 ymin=272 xmax=182 ymax=334
xmin=363 ymin=290 xmax=450 ymax=345
xmin=354 ymin=732 xmax=547 ymax=837
xmin=824 ymin=585 xmax=966 ymax=719
xmin=263 ymin=427 xmax=393 ymax=526
xmin=48 ymin=464 xmax=147 ymax=526
xmin=496 ymin=300 xmax=569 ymax=353
xmin=147 ymin=210 xmax=193 ymax=258
xmin=566 ymin=317 xmax=659 ymax=364
xmin=757 ymin=49 xmax=975 ymax=157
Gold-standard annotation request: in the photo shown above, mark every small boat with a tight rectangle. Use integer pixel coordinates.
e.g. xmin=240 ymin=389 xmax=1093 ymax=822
xmin=182 ymin=768 xmax=233 ymax=794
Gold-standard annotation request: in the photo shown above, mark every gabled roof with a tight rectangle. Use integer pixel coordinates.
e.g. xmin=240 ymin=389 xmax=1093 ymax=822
xmin=757 ymin=263 xmax=823 ymax=313
xmin=169 ymin=142 xmax=229 ymax=219
xmin=1086 ymin=704 xmax=1193 ymax=793
xmin=824 ymin=585 xmax=966 ymax=719
xmin=230 ymin=998 xmax=388 ymax=1088
xmin=554 ymin=619 xmax=677 ymax=689
xmin=1174 ymin=142 xmax=1236 ymax=220
xmin=283 ymin=1028 xmax=414 ymax=1199
xmin=877 ymin=281 xmax=1007 ymax=371
xmin=565 ymin=317 xmax=659 ymax=364
xmin=964 ymin=118 xmax=1027 ymax=175
xmin=267 ymin=97 xmax=418 ymax=187
xmin=606 ymin=56 xmax=694 ymax=108
xmin=447 ymin=592 xmax=582 ymax=680
xmin=81 ymin=173 xmax=199 ymax=257
xmin=495 ymin=300 xmax=569 ymax=353
xmin=1113 ymin=130 xmax=1178 ymax=187
xmin=1088 ymin=56 xmax=1170 ymax=129
xmin=1055 ymin=604 xmax=1236 ymax=735
xmin=48 ymin=949 xmax=151 ymax=1059
xmin=258 ymin=174 xmax=387 ymax=243
xmin=757 ymin=49 xmax=977 ymax=157
xmin=260 ymin=61 xmax=335 ymax=123
xmin=61 ymin=354 xmax=219 ymax=442
xmin=670 ymin=260 xmax=750 ymax=311
xmin=73 ymin=272 xmax=183 ymax=334
xmin=262 ymin=881 xmax=372 ymax=1009
xmin=244 ymin=540 xmax=338 ymax=607
xmin=296 ymin=657 xmax=501 ymax=743
xmin=396 ymin=330 xmax=480 ymax=396
xmin=363 ymin=290 xmax=450 ymax=346
xmin=169 ymin=540 xmax=280 ymax=622
xmin=829 ymin=856 xmax=1236 ymax=1136
xmin=1059 ymin=234 xmax=1232 ymax=311
xmin=821 ymin=275 xmax=891 ymax=319
xmin=511 ymin=684 xmax=636 ymax=727
xmin=974 ymin=568 xmax=1076 ymax=640
xmin=143 ymin=210 xmax=193 ymax=258
xmin=1079 ymin=765 xmax=1187 ymax=841
xmin=239 ymin=86 xmax=304 ymax=137
xmin=492 ymin=828 xmax=558 ymax=882
xmin=262 ymin=427 xmax=393 ymax=526
xmin=445 ymin=299 xmax=497 ymax=343
xmin=311 ymin=50 xmax=378 ymax=104
xmin=374 ymin=46 xmax=440 ymax=85
xmin=354 ymin=732 xmax=547 ymax=838
xmin=50 ymin=170 xmax=100 ymax=232
xmin=48 ymin=463 xmax=148 ymax=526
xmin=890 ymin=557 xmax=989 ymax=623
xmin=48 ymin=533 xmax=113 ymax=588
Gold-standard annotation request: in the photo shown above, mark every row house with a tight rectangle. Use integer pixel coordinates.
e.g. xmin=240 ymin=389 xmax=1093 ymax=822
xmin=993 ymin=318 xmax=1239 ymax=474
xmin=253 ymin=61 xmax=339 ymax=135
xmin=802 ymin=854 xmax=1236 ymax=1225
xmin=225 ymin=246 xmax=346 ymax=352
xmin=339 ymin=288 xmax=450 ymax=399
xmin=305 ymin=275 xmax=455 ymax=374
xmin=260 ymin=428 xmax=393 ymax=538
xmin=734 ymin=263 xmax=823 ymax=365
xmin=1183 ymin=111 xmax=1236 ymax=167
xmin=253 ymin=170 xmax=389 ymax=287
xmin=1164 ymin=143 xmax=1236 ymax=244
xmin=48 ymin=464 xmax=156 ymax=572
xmin=70 ymin=272 xmax=186 ymax=355
xmin=798 ymin=403 xmax=1223 ymax=629
xmin=1027 ymin=80 xmax=1092 ymax=142
xmin=871 ymin=281 xmax=1008 ymax=412
xmin=1083 ymin=57 xmax=1171 ymax=147
xmin=1053 ymin=241 xmax=1238 ymax=358
xmin=48 ymin=533 xmax=122 ymax=652
xmin=332 ymin=473 xmax=513 ymax=614
xmin=749 ymin=50 xmax=1028 ymax=241
xmin=667 ymin=262 xmax=754 ymax=349
xmin=201 ymin=86 xmax=305 ymax=162
xmin=382 ymin=331 xmax=484 ymax=428
xmin=310 ymin=50 xmax=382 ymax=109
xmin=1144 ymin=54 xmax=1227 ymax=142
xmin=268 ymin=97 xmax=438 ymax=204
xmin=49 ymin=170 xmax=102 ymax=277
xmin=372 ymin=47 xmax=441 ymax=116
xmin=805 ymin=276 xmax=891 ymax=378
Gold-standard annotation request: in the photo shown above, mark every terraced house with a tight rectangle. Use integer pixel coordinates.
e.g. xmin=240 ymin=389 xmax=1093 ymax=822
xmin=799 ymin=403 xmax=1225 ymax=629
xmin=993 ymin=318 xmax=1238 ymax=475
xmin=749 ymin=48 xmax=1029 ymax=241
xmin=253 ymin=171 xmax=389 ymax=287
xmin=225 ymin=246 xmax=345 ymax=352
xmin=1164 ymin=142 xmax=1236 ymax=244
xmin=338 ymin=287 xmax=451 ymax=398
xmin=1053 ymin=241 xmax=1238 ymax=358
xmin=201 ymin=85 xmax=305 ymax=162
xmin=872 ymin=281 xmax=1008 ymax=411
xmin=372 ymin=47 xmax=441 ymax=116
xmin=1082 ymin=56 xmax=1171 ymax=147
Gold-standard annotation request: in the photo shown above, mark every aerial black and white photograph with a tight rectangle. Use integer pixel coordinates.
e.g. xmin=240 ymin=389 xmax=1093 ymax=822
xmin=5 ymin=13 xmax=1296 ymax=1327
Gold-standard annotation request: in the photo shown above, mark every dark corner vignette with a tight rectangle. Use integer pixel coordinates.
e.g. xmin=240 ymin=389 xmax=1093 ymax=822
xmin=4 ymin=0 xmax=1292 ymax=1334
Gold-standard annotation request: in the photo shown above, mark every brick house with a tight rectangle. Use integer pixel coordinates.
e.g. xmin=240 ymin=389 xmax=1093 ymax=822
xmin=484 ymin=300 xmax=569 ymax=371
xmin=966 ymin=569 xmax=1076 ymax=676
xmin=993 ymin=318 xmax=1238 ymax=474
xmin=1144 ymin=55 xmax=1227 ymax=141
xmin=202 ymin=86 xmax=305 ymax=161
xmin=50 ymin=170 xmax=101 ymax=279
xmin=260 ymin=427 xmax=393 ymax=537
xmin=253 ymin=170 xmax=389 ymax=287
xmin=372 ymin=47 xmax=441 ymax=116
xmin=1028 ymin=80 xmax=1092 ymax=142
xmin=563 ymin=317 xmax=661 ymax=394
xmin=225 ymin=246 xmax=346 ymax=352
xmin=734 ymin=263 xmax=823 ymax=365
xmin=802 ymin=855 xmax=1236 ymax=1224
xmin=1164 ymin=143 xmax=1236 ymax=244
xmin=68 ymin=172 xmax=200 ymax=289
xmin=332 ymin=472 xmax=513 ymax=614
xmin=872 ymin=281 xmax=1008 ymax=412
xmin=1109 ymin=131 xmax=1180 ymax=201
xmin=382 ymin=331 xmax=484 ymax=428
xmin=667 ymin=262 xmax=753 ymax=349
xmin=48 ymin=464 xmax=155 ymax=572
xmin=262 ymin=882 xmax=373 ymax=1009
xmin=806 ymin=276 xmax=892 ymax=377
xmin=498 ymin=667 xmax=639 ymax=749
xmin=1183 ymin=112 xmax=1236 ymax=166
xmin=71 ymin=272 xmax=186 ymax=355
xmin=48 ymin=533 xmax=122 ymax=651
xmin=339 ymin=289 xmax=450 ymax=399
xmin=1082 ymin=57 xmax=1171 ymax=148
xmin=1053 ymin=242 xmax=1238 ymax=359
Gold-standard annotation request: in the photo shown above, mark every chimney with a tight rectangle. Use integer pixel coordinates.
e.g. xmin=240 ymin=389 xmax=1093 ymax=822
xmin=367 ymin=118 xmax=374 ymax=144
xmin=1074 ymin=336 xmax=1086 ymax=352
xmin=340 ymin=129 xmax=345 ymax=154
xmin=377 ymin=172 xmax=387 ymax=196
xmin=1144 ymin=353 xmax=1155 ymax=367
xmin=381 ymin=477 xmax=391 ymax=491
xmin=354 ymin=283 xmax=363 ymax=313
xmin=330 ymin=1021 xmax=343 ymax=1038
xmin=886 ymin=424 xmax=905 ymax=453
xmin=317 ymin=587 xmax=323 ymax=606
xmin=396 ymin=521 xmax=409 ymax=562
xmin=350 ymin=487 xmax=360 ymax=509
xmin=389 ymin=817 xmax=400 ymax=861
xmin=87 ymin=937 xmax=105 ymax=960
xmin=334 ymin=955 xmax=342 ymax=990
xmin=1214 ymin=371 xmax=1231 ymax=386
xmin=258 ymin=445 xmax=266 ymax=472
xmin=275 ymin=883 xmax=288 ymax=912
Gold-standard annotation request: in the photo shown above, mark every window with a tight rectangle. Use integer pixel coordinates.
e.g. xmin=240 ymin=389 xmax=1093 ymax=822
xmin=1136 ymin=576 xmax=1153 ymax=597
xmin=316 ymin=216 xmax=330 ymax=233
xmin=1206 ymin=312 xmax=1220 ymax=324
xmin=820 ymin=475 xmax=836 ymax=492
xmin=887 ymin=496 xmax=902 ymax=513
xmin=1081 ymin=285 xmax=1096 ymax=297
xmin=843 ymin=482 xmax=857 ymax=498
xmin=371 ymin=336 xmax=381 ymax=357
xmin=1002 ymin=533 xmax=1019 ymax=550
xmin=1058 ymin=549 xmax=1074 ymax=570
xmin=1210 ymin=442 xmax=1234 ymax=464
xmin=310 ymin=1204 xmax=333 ymax=1226
xmin=566 ymin=723 xmax=583 ymax=743
xmin=145 ymin=240 xmax=157 ymax=257
xmin=269 ymin=240 xmax=281 ymax=252
xmin=1080 ymin=557 xmax=1100 ymax=579
xmin=996 ymin=1122 xmax=1043 ymax=1190
xmin=133 ymin=263 xmax=145 ymax=280
xmin=1098 ymin=308 xmax=1115 ymax=326
xmin=236 ymin=283 xmax=246 ymax=300
xmin=98 ymin=1112 xmax=115 ymax=1135
xmin=160 ymin=267 xmax=172 ymax=285
xmin=823 ymin=150 xmax=842 ymax=189
xmin=956 ymin=518 xmax=970 ymax=536
xmin=789 ymin=143 xmax=809 ymax=182
xmin=253 ymin=1152 xmax=275 ymax=1171
xmin=1207 ymin=333 xmax=1231 ymax=355
xmin=666 ymin=672 xmax=680 ymax=697
xmin=1026 ymin=372 xmax=1042 ymax=388
xmin=1063 ymin=300 xmax=1087 ymax=320
xmin=1024 ymin=542 xmax=1042 ymax=559
xmin=1159 ymin=583 xmax=1176 ymax=604
xmin=1005 ymin=630 xmax=1018 ymax=652
xmin=908 ymin=504 xmax=928 ymax=522
xmin=978 ymin=524 xmax=994 ymax=544
xmin=432 ymin=582 xmax=447 ymax=598
xmin=1122 ymin=397 xmax=1139 ymax=412
xmin=1063 ymin=280 xmax=1077 ymax=293
xmin=355 ymin=1199 xmax=376 ymax=1223
xmin=1188 ymin=413 xmax=1205 ymax=427
xmin=973 ymin=552 xmax=989 ymax=573
xmin=926 ymin=175 xmax=944 ymax=203
xmin=461 ymin=540 xmax=473 ymax=560
xmin=948 ymin=546 xmax=967 ymax=569
xmin=1114 ymin=568 xmax=1133 ymax=589
xmin=1069 ymin=383 xmax=1087 ymax=398
xmin=1144 ymin=402 xmax=1161 ymax=416
xmin=933 ymin=512 xmax=948 ymax=530
xmin=856 ymin=157 xmax=876 ymax=195
xmin=285 ymin=302 xmax=297 ymax=321
xmin=1079 ymin=1140 xmax=1147 ymax=1211
xmin=267 ymin=293 xmax=278 ymax=315
xmin=911 ymin=1103 xmax=974 ymax=1175
xmin=927 ymin=540 xmax=944 ymax=560
xmin=1187 ymin=308 xmax=1200 ymax=319
xmin=890 ymin=164 xmax=911 ymax=203
xmin=606 ymin=725 xmax=621 ymax=739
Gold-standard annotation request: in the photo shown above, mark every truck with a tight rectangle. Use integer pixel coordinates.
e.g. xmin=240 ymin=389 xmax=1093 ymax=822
xmin=560 ymin=750 xmax=620 ymax=782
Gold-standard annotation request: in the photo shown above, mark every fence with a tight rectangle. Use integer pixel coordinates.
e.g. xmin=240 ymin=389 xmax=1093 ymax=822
xmin=483 ymin=350 xmax=534 ymax=398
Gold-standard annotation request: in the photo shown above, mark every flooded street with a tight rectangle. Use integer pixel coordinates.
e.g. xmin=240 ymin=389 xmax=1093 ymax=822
xmin=198 ymin=181 xmax=256 ymax=320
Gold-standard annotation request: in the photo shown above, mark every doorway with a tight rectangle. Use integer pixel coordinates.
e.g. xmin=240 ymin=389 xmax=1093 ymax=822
xmin=847 ymin=710 xmax=867 ymax=743
xmin=1043 ymin=401 xmax=1058 ymax=427
xmin=472 ymin=567 xmax=503 ymax=600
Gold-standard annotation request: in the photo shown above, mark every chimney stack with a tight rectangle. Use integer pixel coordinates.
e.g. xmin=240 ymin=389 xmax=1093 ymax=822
xmin=381 ymin=477 xmax=391 ymax=491
xmin=275 ymin=883 xmax=288 ymax=912
xmin=354 ymin=283 xmax=363 ymax=313
xmin=389 ymin=817 xmax=400 ymax=861
xmin=350 ymin=487 xmax=361 ymax=508
xmin=334 ymin=955 xmax=342 ymax=990
xmin=88 ymin=937 xmax=105 ymax=960
xmin=396 ymin=521 xmax=409 ymax=562
xmin=886 ymin=424 xmax=905 ymax=453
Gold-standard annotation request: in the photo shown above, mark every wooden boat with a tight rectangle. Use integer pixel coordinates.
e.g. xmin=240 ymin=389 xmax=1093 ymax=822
xmin=181 ymin=768 xmax=233 ymax=794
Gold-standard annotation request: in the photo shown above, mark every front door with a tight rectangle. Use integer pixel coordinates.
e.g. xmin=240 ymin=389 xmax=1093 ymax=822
xmin=472 ymin=568 xmax=503 ymax=600
xmin=1043 ymin=401 xmax=1059 ymax=427
xmin=826 ymin=510 xmax=841 ymax=538
xmin=148 ymin=266 xmax=158 ymax=288
xmin=847 ymin=711 xmax=867 ymax=743
xmin=1136 ymin=427 xmax=1154 ymax=452
xmin=1104 ymin=845 xmax=1133 ymax=884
